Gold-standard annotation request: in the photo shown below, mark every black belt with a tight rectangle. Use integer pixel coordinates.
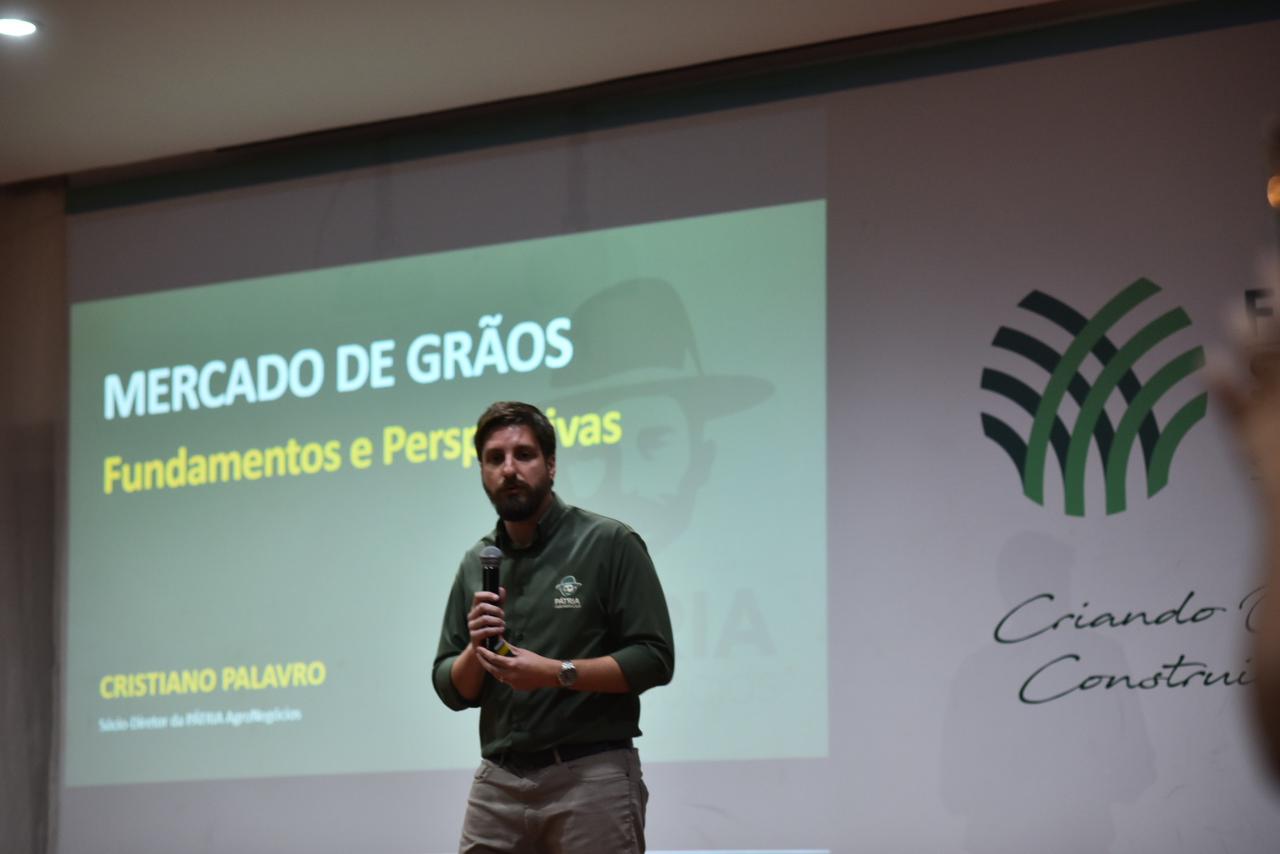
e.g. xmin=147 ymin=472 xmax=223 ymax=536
xmin=492 ymin=739 xmax=632 ymax=772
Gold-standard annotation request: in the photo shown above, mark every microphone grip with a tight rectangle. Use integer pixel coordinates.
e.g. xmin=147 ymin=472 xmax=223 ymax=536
xmin=479 ymin=546 xmax=504 ymax=653
xmin=482 ymin=563 xmax=500 ymax=597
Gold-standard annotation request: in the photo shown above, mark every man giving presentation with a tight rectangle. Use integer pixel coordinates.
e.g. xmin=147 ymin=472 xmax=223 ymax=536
xmin=433 ymin=401 xmax=675 ymax=853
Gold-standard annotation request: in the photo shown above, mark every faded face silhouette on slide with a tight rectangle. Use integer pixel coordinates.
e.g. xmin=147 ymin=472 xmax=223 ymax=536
xmin=548 ymin=278 xmax=772 ymax=550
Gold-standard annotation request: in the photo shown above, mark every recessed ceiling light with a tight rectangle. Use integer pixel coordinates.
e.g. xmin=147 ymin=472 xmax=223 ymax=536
xmin=0 ymin=18 xmax=37 ymax=37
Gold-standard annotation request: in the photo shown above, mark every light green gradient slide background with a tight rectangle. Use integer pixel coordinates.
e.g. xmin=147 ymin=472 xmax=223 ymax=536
xmin=66 ymin=200 xmax=826 ymax=785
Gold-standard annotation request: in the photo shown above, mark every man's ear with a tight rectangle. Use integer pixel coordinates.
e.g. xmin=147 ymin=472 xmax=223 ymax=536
xmin=547 ymin=455 xmax=557 ymax=482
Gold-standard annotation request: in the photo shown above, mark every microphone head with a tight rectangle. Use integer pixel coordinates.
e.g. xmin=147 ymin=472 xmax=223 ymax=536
xmin=480 ymin=545 xmax=504 ymax=568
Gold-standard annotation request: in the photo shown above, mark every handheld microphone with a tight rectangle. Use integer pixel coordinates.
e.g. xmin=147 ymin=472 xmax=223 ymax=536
xmin=479 ymin=546 xmax=509 ymax=654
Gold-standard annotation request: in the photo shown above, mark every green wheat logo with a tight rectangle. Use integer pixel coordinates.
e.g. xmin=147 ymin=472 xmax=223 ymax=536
xmin=980 ymin=278 xmax=1207 ymax=516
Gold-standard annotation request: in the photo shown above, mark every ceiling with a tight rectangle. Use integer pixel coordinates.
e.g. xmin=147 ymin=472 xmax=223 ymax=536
xmin=1 ymin=0 xmax=1113 ymax=187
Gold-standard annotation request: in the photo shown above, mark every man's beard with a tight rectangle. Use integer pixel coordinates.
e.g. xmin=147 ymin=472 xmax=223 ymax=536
xmin=485 ymin=477 xmax=552 ymax=522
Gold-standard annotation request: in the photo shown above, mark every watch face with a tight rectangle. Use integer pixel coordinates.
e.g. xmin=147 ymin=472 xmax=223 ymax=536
xmin=559 ymin=661 xmax=577 ymax=686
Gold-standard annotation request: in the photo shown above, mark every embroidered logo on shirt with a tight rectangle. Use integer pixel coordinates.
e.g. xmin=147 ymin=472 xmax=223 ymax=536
xmin=554 ymin=576 xmax=582 ymax=609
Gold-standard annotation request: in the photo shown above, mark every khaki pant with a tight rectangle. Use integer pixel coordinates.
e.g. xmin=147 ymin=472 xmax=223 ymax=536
xmin=459 ymin=748 xmax=648 ymax=854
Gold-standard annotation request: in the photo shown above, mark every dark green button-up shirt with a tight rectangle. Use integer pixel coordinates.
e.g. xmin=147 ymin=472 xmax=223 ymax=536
xmin=432 ymin=494 xmax=675 ymax=758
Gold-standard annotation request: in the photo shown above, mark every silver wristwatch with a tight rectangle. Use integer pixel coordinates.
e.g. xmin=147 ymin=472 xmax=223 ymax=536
xmin=557 ymin=660 xmax=578 ymax=688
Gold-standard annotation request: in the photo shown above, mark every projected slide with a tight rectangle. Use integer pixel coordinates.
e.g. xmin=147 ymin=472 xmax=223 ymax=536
xmin=65 ymin=200 xmax=826 ymax=785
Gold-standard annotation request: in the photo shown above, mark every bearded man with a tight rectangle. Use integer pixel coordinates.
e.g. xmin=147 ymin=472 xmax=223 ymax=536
xmin=433 ymin=400 xmax=675 ymax=854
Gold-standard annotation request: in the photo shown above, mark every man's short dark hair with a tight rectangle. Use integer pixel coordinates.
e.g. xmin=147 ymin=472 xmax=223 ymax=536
xmin=474 ymin=401 xmax=557 ymax=461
